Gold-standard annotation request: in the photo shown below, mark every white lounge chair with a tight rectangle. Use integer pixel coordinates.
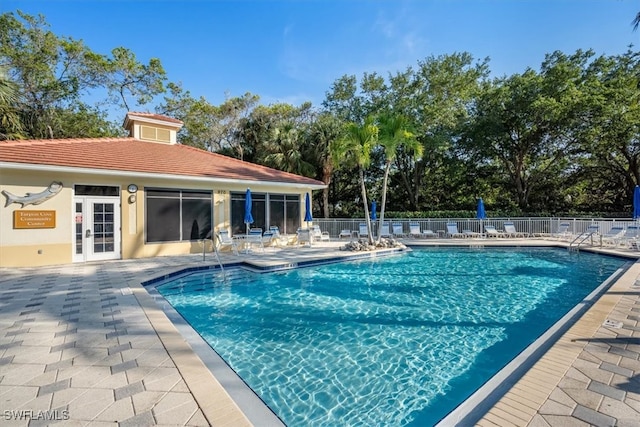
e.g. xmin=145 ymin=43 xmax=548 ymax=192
xmin=553 ymin=222 xmax=572 ymax=239
xmin=215 ymin=229 xmax=239 ymax=255
xmin=408 ymin=223 xmax=438 ymax=238
xmin=358 ymin=223 xmax=370 ymax=239
xmin=503 ymin=221 xmax=528 ymax=238
xmin=246 ymin=228 xmax=265 ymax=253
xmin=379 ymin=222 xmax=392 ymax=238
xmin=463 ymin=229 xmax=483 ymax=238
xmin=297 ymin=227 xmax=312 ymax=246
xmin=312 ymin=225 xmax=330 ymax=242
xmin=600 ymin=226 xmax=624 ymax=246
xmin=617 ymin=225 xmax=640 ymax=248
xmin=392 ymin=222 xmax=405 ymax=237
xmin=339 ymin=229 xmax=352 ymax=239
xmin=446 ymin=223 xmax=465 ymax=238
xmin=484 ymin=225 xmax=506 ymax=238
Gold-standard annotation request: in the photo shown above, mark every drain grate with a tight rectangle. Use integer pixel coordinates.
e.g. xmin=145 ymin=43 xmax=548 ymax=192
xmin=603 ymin=319 xmax=623 ymax=329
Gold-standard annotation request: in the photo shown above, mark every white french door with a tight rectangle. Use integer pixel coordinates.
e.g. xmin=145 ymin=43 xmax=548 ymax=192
xmin=74 ymin=196 xmax=121 ymax=262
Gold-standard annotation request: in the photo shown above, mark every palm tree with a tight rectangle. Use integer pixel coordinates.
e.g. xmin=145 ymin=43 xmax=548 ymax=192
xmin=0 ymin=66 xmax=23 ymax=140
xmin=263 ymin=121 xmax=315 ymax=176
xmin=306 ymin=113 xmax=343 ymax=217
xmin=633 ymin=12 xmax=640 ymax=31
xmin=375 ymin=113 xmax=423 ymax=243
xmin=330 ymin=116 xmax=378 ymax=245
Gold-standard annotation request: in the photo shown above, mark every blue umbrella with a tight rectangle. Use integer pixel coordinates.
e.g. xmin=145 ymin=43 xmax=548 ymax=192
xmin=244 ymin=188 xmax=254 ymax=233
xmin=371 ymin=200 xmax=377 ymax=220
xmin=476 ymin=198 xmax=487 ymax=219
xmin=304 ymin=192 xmax=313 ymax=224
xmin=634 ymin=186 xmax=640 ymax=220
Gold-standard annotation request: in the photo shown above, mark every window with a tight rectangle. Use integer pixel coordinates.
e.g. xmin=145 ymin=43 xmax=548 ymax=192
xmin=231 ymin=192 xmax=300 ymax=235
xmin=146 ymin=189 xmax=212 ymax=242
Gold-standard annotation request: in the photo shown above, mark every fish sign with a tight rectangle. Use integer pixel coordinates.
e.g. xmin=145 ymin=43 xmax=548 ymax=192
xmin=2 ymin=181 xmax=63 ymax=208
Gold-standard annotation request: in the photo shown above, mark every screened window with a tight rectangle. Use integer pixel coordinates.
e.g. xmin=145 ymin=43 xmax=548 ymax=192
xmin=231 ymin=192 xmax=300 ymax=235
xmin=146 ymin=189 xmax=212 ymax=243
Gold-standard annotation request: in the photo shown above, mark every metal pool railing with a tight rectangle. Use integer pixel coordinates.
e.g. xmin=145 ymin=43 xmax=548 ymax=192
xmin=311 ymin=217 xmax=639 ymax=238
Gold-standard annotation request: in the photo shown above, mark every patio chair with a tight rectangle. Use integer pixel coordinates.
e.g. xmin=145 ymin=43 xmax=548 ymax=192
xmin=462 ymin=229 xmax=483 ymax=238
xmin=503 ymin=221 xmax=528 ymax=238
xmin=379 ymin=222 xmax=392 ymax=238
xmin=408 ymin=222 xmax=436 ymax=238
xmin=339 ymin=229 xmax=352 ymax=239
xmin=484 ymin=225 xmax=506 ymax=238
xmin=297 ymin=227 xmax=312 ymax=246
xmin=242 ymin=228 xmax=264 ymax=253
xmin=617 ymin=225 xmax=640 ymax=248
xmin=552 ymin=222 xmax=572 ymax=239
xmin=446 ymin=223 xmax=465 ymax=238
xmin=600 ymin=226 xmax=624 ymax=246
xmin=215 ymin=229 xmax=239 ymax=255
xmin=392 ymin=222 xmax=405 ymax=237
xmin=358 ymin=223 xmax=370 ymax=239
xmin=312 ymin=225 xmax=330 ymax=242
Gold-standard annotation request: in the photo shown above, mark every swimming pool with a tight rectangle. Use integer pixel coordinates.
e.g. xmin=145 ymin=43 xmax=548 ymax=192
xmin=154 ymin=247 xmax=626 ymax=426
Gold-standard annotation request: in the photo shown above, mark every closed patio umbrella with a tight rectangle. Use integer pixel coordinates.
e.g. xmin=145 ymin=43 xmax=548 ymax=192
xmin=634 ymin=186 xmax=640 ymax=220
xmin=304 ymin=192 xmax=313 ymax=227
xmin=244 ymin=188 xmax=254 ymax=234
xmin=371 ymin=200 xmax=377 ymax=220
xmin=477 ymin=198 xmax=486 ymax=236
xmin=476 ymin=198 xmax=487 ymax=220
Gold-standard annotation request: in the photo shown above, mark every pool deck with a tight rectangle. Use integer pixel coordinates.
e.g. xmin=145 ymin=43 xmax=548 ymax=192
xmin=1 ymin=238 xmax=639 ymax=426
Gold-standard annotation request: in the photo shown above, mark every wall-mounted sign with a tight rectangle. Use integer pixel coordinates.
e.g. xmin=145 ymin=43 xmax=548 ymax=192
xmin=14 ymin=210 xmax=56 ymax=229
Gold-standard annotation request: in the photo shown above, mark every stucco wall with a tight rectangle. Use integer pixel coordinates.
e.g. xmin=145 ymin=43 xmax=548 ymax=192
xmin=1 ymin=168 xmax=309 ymax=267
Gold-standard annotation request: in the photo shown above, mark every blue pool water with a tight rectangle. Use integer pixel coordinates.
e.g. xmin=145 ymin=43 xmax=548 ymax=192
xmin=155 ymin=248 xmax=626 ymax=426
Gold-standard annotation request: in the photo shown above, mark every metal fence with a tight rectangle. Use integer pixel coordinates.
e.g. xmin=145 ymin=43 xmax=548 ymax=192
xmin=311 ymin=217 xmax=639 ymax=238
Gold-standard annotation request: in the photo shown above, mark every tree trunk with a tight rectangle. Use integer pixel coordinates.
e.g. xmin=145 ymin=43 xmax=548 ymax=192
xmin=359 ymin=168 xmax=373 ymax=245
xmin=377 ymin=161 xmax=391 ymax=244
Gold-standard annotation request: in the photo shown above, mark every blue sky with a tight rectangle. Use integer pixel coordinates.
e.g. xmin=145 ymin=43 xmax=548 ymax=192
xmin=2 ymin=0 xmax=639 ymax=111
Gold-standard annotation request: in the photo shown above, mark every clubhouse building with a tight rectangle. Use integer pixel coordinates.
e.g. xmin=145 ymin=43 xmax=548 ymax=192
xmin=0 ymin=112 xmax=325 ymax=268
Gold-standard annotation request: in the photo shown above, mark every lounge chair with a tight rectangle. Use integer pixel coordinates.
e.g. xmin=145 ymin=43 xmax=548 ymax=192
xmin=297 ymin=227 xmax=312 ymax=246
xmin=503 ymin=221 xmax=528 ymax=238
xmin=215 ymin=229 xmax=239 ymax=255
xmin=600 ymin=226 xmax=624 ymax=246
xmin=421 ymin=229 xmax=437 ymax=238
xmin=409 ymin=222 xmax=435 ymax=238
xmin=379 ymin=222 xmax=391 ymax=238
xmin=616 ymin=225 xmax=639 ymax=248
xmin=553 ymin=222 xmax=572 ymax=239
xmin=247 ymin=228 xmax=265 ymax=253
xmin=462 ymin=229 xmax=483 ymax=238
xmin=312 ymin=225 xmax=330 ymax=242
xmin=484 ymin=225 xmax=506 ymax=238
xmin=339 ymin=229 xmax=352 ymax=239
xmin=446 ymin=223 xmax=465 ymax=238
xmin=358 ymin=223 xmax=370 ymax=239
xmin=392 ymin=222 xmax=405 ymax=237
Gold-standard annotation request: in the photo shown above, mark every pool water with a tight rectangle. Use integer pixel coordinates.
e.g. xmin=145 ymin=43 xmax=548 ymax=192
xmin=155 ymin=248 xmax=625 ymax=426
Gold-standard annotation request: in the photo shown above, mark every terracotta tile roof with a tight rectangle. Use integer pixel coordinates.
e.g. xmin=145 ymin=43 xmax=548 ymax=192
xmin=0 ymin=137 xmax=325 ymax=187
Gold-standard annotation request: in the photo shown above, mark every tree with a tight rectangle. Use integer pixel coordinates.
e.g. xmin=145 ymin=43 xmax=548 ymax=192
xmin=375 ymin=113 xmax=422 ymax=243
xmin=263 ymin=121 xmax=315 ymax=176
xmin=330 ymin=117 xmax=378 ymax=244
xmin=0 ymin=11 xmax=166 ymax=139
xmin=305 ymin=112 xmax=343 ymax=217
xmin=0 ymin=65 xmax=23 ymax=139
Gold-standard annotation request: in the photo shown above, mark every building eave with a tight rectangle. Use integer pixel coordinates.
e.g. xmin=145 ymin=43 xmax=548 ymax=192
xmin=0 ymin=162 xmax=327 ymax=191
